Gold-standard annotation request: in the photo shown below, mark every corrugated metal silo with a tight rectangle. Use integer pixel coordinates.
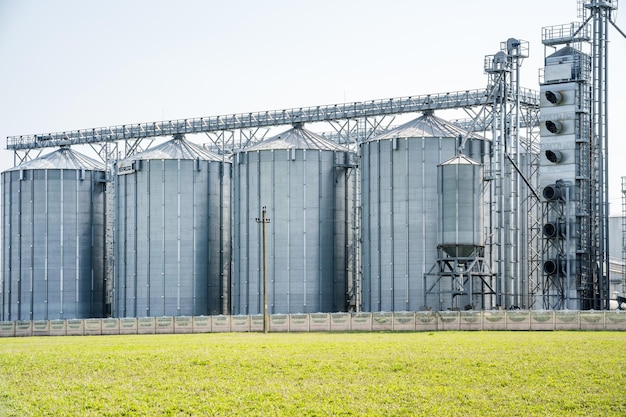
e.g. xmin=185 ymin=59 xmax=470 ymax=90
xmin=360 ymin=111 xmax=488 ymax=311
xmin=438 ymin=155 xmax=484 ymax=258
xmin=232 ymin=125 xmax=354 ymax=315
xmin=1 ymin=147 xmax=106 ymax=320
xmin=114 ymin=135 xmax=231 ymax=317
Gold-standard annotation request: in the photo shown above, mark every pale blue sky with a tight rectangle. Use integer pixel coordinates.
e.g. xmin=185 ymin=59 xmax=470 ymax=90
xmin=0 ymin=0 xmax=624 ymax=210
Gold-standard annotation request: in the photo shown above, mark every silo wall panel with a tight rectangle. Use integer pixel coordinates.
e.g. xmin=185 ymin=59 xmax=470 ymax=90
xmin=233 ymin=149 xmax=350 ymax=315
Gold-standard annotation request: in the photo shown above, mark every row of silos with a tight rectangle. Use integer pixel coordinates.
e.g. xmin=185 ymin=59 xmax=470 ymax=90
xmin=1 ymin=112 xmax=487 ymax=320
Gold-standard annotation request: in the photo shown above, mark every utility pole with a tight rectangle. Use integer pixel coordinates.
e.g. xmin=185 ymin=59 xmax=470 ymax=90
xmin=256 ymin=206 xmax=270 ymax=333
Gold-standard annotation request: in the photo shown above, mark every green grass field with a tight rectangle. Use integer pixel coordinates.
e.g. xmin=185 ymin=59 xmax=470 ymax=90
xmin=0 ymin=331 xmax=624 ymax=416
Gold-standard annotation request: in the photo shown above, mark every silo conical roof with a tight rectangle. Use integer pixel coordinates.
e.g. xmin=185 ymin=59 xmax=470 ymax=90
xmin=440 ymin=154 xmax=481 ymax=166
xmin=243 ymin=126 xmax=348 ymax=152
xmin=5 ymin=146 xmax=105 ymax=171
xmin=371 ymin=112 xmax=484 ymax=141
xmin=124 ymin=136 xmax=224 ymax=161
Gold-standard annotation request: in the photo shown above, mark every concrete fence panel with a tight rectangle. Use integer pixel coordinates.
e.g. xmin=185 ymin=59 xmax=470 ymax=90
xmin=579 ymin=311 xmax=605 ymax=330
xmin=372 ymin=312 xmax=393 ymax=331
xmin=192 ymin=316 xmax=211 ymax=333
xmin=119 ymin=318 xmax=138 ymax=335
xmin=530 ymin=311 xmax=555 ymax=330
xmin=289 ymin=314 xmax=309 ymax=332
xmin=49 ymin=320 xmax=67 ymax=336
xmin=211 ymin=315 xmax=232 ymax=333
xmin=269 ymin=314 xmax=289 ymax=332
xmin=155 ymin=317 xmax=174 ymax=334
xmin=250 ymin=315 xmax=264 ymax=332
xmin=102 ymin=318 xmax=120 ymax=335
xmin=415 ymin=312 xmax=438 ymax=331
xmin=393 ymin=312 xmax=416 ymax=331
xmin=231 ymin=315 xmax=251 ymax=332
xmin=309 ymin=313 xmax=330 ymax=331
xmin=15 ymin=320 xmax=33 ymax=337
xmin=460 ymin=311 xmax=482 ymax=331
xmin=66 ymin=320 xmax=84 ymax=336
xmin=174 ymin=316 xmax=193 ymax=334
xmin=32 ymin=320 xmax=50 ymax=337
xmin=137 ymin=317 xmax=156 ymax=334
xmin=506 ymin=311 xmax=531 ymax=331
xmin=482 ymin=311 xmax=506 ymax=330
xmin=84 ymin=319 xmax=103 ymax=336
xmin=605 ymin=312 xmax=626 ymax=331
xmin=554 ymin=311 xmax=580 ymax=330
xmin=0 ymin=321 xmax=15 ymax=337
xmin=351 ymin=313 xmax=372 ymax=331
xmin=330 ymin=313 xmax=351 ymax=331
xmin=438 ymin=311 xmax=460 ymax=331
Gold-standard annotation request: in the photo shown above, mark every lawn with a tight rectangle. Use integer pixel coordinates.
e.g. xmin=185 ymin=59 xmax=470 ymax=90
xmin=0 ymin=331 xmax=624 ymax=416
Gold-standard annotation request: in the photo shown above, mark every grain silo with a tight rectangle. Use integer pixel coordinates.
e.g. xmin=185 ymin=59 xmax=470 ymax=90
xmin=114 ymin=134 xmax=231 ymax=318
xmin=1 ymin=147 xmax=106 ymax=321
xmin=360 ymin=111 xmax=488 ymax=312
xmin=232 ymin=125 xmax=354 ymax=315
xmin=431 ymin=154 xmax=494 ymax=310
xmin=438 ymin=155 xmax=484 ymax=259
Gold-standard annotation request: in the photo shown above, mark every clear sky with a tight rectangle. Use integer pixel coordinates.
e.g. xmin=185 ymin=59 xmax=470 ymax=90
xmin=0 ymin=0 xmax=624 ymax=211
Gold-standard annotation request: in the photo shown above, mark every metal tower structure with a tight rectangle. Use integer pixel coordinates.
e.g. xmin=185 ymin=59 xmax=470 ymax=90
xmin=483 ymin=38 xmax=542 ymax=309
xmin=539 ymin=0 xmax=624 ymax=309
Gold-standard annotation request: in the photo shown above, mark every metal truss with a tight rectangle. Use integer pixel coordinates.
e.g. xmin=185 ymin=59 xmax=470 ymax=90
xmin=7 ymin=88 xmax=540 ymax=154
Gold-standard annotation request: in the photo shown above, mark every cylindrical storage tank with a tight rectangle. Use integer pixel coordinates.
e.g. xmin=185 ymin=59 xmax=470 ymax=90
xmin=232 ymin=126 xmax=354 ymax=315
xmin=438 ymin=154 xmax=484 ymax=258
xmin=360 ymin=112 xmax=488 ymax=311
xmin=114 ymin=135 xmax=231 ymax=317
xmin=1 ymin=147 xmax=106 ymax=320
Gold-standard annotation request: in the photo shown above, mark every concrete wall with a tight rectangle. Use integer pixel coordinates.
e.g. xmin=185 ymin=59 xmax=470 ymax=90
xmin=1 ymin=311 xmax=625 ymax=337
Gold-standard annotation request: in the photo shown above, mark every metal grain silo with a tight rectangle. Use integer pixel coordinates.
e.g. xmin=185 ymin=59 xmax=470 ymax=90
xmin=1 ymin=147 xmax=106 ymax=320
xmin=438 ymin=155 xmax=484 ymax=258
xmin=114 ymin=134 xmax=231 ymax=318
xmin=232 ymin=125 xmax=354 ymax=315
xmin=360 ymin=111 xmax=487 ymax=312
